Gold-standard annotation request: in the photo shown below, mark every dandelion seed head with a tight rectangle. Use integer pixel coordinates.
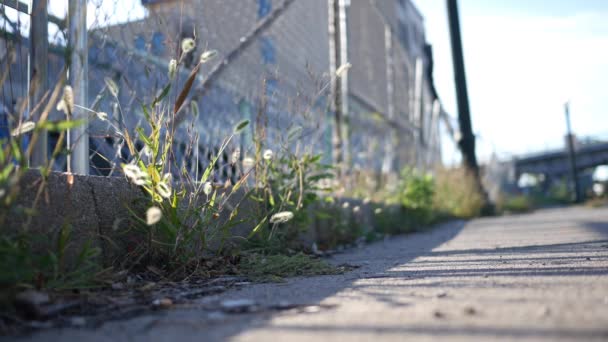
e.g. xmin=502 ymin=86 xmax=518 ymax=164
xmin=335 ymin=62 xmax=352 ymax=78
xmin=181 ymin=38 xmax=196 ymax=54
xmin=263 ymin=149 xmax=273 ymax=161
xmin=62 ymin=85 xmax=74 ymax=114
xmin=146 ymin=206 xmax=162 ymax=225
xmin=10 ymin=121 xmax=35 ymax=137
xmin=156 ymin=182 xmax=172 ymax=199
xmin=96 ymin=111 xmax=108 ymax=121
xmin=342 ymin=202 xmax=350 ymax=209
xmin=122 ymin=163 xmax=148 ymax=186
xmin=353 ymin=205 xmax=360 ymax=213
xmin=56 ymin=99 xmax=66 ymax=113
xmin=203 ymin=181 xmax=213 ymax=196
xmin=200 ymin=50 xmax=218 ymax=64
xmin=270 ymin=211 xmax=294 ymax=224
xmin=168 ymin=59 xmax=177 ymax=79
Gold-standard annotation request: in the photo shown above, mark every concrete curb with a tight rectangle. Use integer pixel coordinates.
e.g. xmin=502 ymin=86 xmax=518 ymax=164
xmin=7 ymin=170 xmax=410 ymax=266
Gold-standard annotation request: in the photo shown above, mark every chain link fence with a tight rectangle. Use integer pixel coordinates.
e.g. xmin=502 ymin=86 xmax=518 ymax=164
xmin=1 ymin=0 xmax=444 ymax=182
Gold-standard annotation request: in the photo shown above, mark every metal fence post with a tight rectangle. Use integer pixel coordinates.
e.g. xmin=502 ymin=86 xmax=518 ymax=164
xmin=382 ymin=25 xmax=395 ymax=174
xmin=68 ymin=0 xmax=88 ymax=175
xmin=29 ymin=0 xmax=48 ymax=167
xmin=338 ymin=0 xmax=350 ymax=169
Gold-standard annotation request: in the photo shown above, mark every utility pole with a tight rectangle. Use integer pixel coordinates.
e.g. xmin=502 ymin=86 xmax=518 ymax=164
xmin=29 ymin=0 xmax=48 ymax=167
xmin=564 ymin=102 xmax=580 ymax=202
xmin=68 ymin=0 xmax=89 ymax=174
xmin=446 ymin=0 xmax=490 ymax=203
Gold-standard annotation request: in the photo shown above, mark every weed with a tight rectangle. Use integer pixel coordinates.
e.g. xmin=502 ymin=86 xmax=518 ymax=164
xmin=497 ymin=194 xmax=534 ymax=213
xmin=433 ymin=167 xmax=485 ymax=218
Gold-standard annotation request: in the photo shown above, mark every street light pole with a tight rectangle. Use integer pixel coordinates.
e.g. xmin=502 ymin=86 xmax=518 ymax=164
xmin=564 ymin=102 xmax=581 ymax=202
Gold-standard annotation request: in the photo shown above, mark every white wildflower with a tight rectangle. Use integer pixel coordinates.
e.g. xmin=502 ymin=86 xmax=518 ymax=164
xmin=146 ymin=206 xmax=162 ymax=225
xmin=203 ymin=181 xmax=213 ymax=196
xmin=96 ymin=111 xmax=108 ymax=121
xmin=263 ymin=149 xmax=273 ymax=161
xmin=374 ymin=208 xmax=383 ymax=215
xmin=156 ymin=181 xmax=172 ymax=199
xmin=200 ymin=50 xmax=218 ymax=64
xmin=342 ymin=202 xmax=350 ymax=209
xmin=242 ymin=157 xmax=255 ymax=170
xmin=181 ymin=38 xmax=196 ymax=54
xmin=363 ymin=197 xmax=371 ymax=204
xmin=122 ymin=164 xmax=140 ymax=181
xmin=10 ymin=121 xmax=35 ymax=137
xmin=56 ymin=85 xmax=74 ymax=115
xmin=353 ymin=206 xmax=360 ymax=213
xmin=335 ymin=62 xmax=352 ymax=78
xmin=168 ymin=59 xmax=177 ymax=79
xmin=122 ymin=164 xmax=148 ymax=186
xmin=269 ymin=211 xmax=294 ymax=224
xmin=56 ymin=99 xmax=66 ymax=113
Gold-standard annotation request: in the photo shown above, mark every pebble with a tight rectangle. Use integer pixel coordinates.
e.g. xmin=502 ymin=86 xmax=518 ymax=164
xmin=152 ymin=298 xmax=173 ymax=309
xmin=111 ymin=282 xmax=124 ymax=290
xmin=15 ymin=290 xmax=50 ymax=307
xmin=436 ymin=291 xmax=447 ymax=298
xmin=220 ymin=299 xmax=257 ymax=313
xmin=70 ymin=317 xmax=86 ymax=327
xmin=463 ymin=306 xmax=477 ymax=315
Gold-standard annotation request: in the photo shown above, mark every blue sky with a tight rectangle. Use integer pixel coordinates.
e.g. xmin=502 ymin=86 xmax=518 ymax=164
xmin=412 ymin=0 xmax=608 ymax=164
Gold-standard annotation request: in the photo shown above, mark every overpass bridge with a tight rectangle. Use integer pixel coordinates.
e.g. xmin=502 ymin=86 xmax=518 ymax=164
xmin=514 ymin=141 xmax=608 ymax=180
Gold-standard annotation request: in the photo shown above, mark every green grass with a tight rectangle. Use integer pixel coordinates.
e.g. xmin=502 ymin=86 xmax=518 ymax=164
xmin=238 ymin=253 xmax=344 ymax=282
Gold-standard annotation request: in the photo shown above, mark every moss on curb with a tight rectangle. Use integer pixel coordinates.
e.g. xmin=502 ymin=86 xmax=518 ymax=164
xmin=238 ymin=253 xmax=344 ymax=282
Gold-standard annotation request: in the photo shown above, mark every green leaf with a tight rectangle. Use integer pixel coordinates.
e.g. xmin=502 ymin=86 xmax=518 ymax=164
xmin=38 ymin=119 xmax=86 ymax=132
xmin=136 ymin=127 xmax=152 ymax=148
xmin=248 ymin=217 xmax=267 ymax=238
xmin=0 ymin=163 xmax=14 ymax=181
xmin=307 ymin=173 xmax=335 ymax=182
xmin=233 ymin=119 xmax=250 ymax=134
xmin=153 ymin=84 xmax=171 ymax=107
xmin=141 ymin=104 xmax=151 ymax=123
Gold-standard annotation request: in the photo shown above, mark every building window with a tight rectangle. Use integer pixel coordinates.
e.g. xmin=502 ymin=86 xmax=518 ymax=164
xmin=258 ymin=0 xmax=272 ymax=18
xmin=134 ymin=35 xmax=146 ymax=51
xmin=151 ymin=32 xmax=165 ymax=55
xmin=259 ymin=36 xmax=276 ymax=65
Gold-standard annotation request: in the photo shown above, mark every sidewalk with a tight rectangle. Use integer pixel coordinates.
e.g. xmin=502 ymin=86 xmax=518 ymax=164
xmin=18 ymin=206 xmax=608 ymax=342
